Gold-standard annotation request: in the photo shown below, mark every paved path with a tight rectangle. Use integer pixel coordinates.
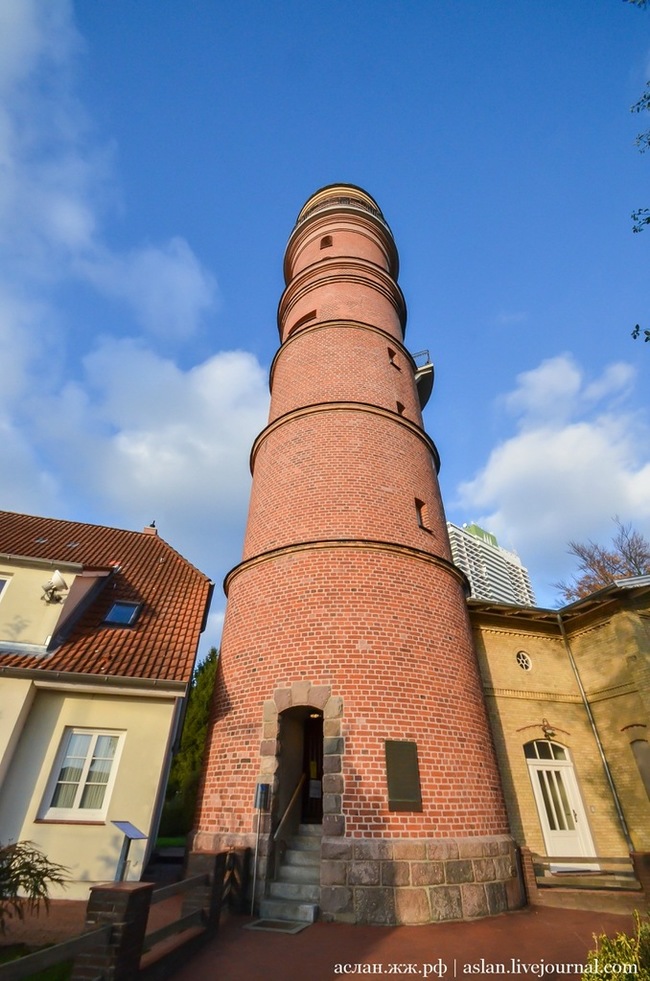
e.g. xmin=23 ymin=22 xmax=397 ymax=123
xmin=1 ymin=900 xmax=637 ymax=980
xmin=169 ymin=907 xmax=636 ymax=981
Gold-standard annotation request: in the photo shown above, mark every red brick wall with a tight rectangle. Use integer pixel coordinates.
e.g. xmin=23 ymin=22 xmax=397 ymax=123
xmin=286 ymin=215 xmax=394 ymax=279
xmin=268 ymin=323 xmax=423 ymax=425
xmin=279 ymin=262 xmax=405 ymax=345
xmin=196 ymin=546 xmax=509 ymax=838
xmin=195 ymin=186 xmax=509 ymax=848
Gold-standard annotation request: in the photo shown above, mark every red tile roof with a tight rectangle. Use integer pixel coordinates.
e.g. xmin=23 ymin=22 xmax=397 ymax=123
xmin=0 ymin=511 xmax=213 ymax=684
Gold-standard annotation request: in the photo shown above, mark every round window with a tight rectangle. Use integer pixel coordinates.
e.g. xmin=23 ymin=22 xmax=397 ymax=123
xmin=516 ymin=651 xmax=532 ymax=671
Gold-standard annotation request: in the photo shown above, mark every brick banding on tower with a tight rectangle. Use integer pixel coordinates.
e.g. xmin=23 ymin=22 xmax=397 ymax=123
xmin=193 ymin=184 xmax=523 ymax=924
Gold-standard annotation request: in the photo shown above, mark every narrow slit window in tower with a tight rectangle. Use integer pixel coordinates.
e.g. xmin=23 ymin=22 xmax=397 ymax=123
xmin=396 ymin=401 xmax=405 ymax=416
xmin=388 ymin=347 xmax=400 ymax=369
xmin=415 ymin=498 xmax=429 ymax=530
xmin=320 ymin=235 xmax=333 ymax=249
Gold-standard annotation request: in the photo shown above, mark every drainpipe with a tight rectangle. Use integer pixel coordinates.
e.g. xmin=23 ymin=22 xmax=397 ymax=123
xmin=556 ymin=612 xmax=633 ymax=852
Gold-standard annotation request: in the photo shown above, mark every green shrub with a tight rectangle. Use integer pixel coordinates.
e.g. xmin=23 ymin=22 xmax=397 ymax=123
xmin=0 ymin=841 xmax=68 ymax=933
xmin=582 ymin=912 xmax=650 ymax=980
xmin=159 ymin=790 xmax=196 ymax=837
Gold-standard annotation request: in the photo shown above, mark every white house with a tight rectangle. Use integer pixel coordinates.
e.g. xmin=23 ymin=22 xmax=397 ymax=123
xmin=0 ymin=511 xmax=213 ymax=899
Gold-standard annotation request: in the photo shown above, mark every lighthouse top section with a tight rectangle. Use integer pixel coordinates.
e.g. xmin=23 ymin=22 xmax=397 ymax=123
xmin=279 ymin=184 xmax=406 ymax=344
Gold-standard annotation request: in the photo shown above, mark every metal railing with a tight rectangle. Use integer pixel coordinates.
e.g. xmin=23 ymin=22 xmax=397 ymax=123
xmin=272 ymin=774 xmax=306 ymax=879
xmin=296 ymin=196 xmax=389 ymax=229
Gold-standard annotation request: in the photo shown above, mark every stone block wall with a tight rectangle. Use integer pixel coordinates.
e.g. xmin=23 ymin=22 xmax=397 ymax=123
xmin=319 ymin=835 xmax=523 ymax=924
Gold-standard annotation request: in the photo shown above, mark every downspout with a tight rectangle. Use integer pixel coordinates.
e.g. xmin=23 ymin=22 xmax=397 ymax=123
xmin=556 ymin=611 xmax=633 ymax=852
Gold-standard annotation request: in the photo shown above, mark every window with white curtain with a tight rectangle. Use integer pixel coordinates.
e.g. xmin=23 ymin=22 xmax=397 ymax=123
xmin=41 ymin=728 xmax=124 ymax=820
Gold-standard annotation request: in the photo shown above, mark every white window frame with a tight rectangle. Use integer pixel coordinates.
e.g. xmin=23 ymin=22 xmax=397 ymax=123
xmin=40 ymin=727 xmax=125 ymax=822
xmin=524 ymin=739 xmax=597 ymax=867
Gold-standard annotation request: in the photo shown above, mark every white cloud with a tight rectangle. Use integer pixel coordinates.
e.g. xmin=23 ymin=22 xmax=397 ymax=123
xmin=502 ymin=354 xmax=582 ymax=425
xmin=493 ymin=311 xmax=529 ymax=327
xmin=16 ymin=339 xmax=269 ymax=618
xmin=583 ymin=361 xmax=636 ymax=404
xmin=457 ymin=355 xmax=650 ymax=605
xmin=0 ymin=0 xmax=97 ymax=266
xmin=0 ymin=417 xmax=60 ymax=515
xmin=76 ymin=239 xmax=218 ymax=341
xmin=0 ymin=0 xmax=263 ymax=653
xmin=0 ymin=1 xmax=79 ymax=94
xmin=0 ymin=288 xmax=54 ymax=406
xmin=0 ymin=0 xmax=215 ymax=338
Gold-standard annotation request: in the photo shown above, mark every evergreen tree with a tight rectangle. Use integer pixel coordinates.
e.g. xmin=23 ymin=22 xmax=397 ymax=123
xmin=161 ymin=647 xmax=218 ymax=835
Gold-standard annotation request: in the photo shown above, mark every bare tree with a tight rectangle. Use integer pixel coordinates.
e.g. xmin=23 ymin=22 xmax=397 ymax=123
xmin=554 ymin=518 xmax=650 ymax=602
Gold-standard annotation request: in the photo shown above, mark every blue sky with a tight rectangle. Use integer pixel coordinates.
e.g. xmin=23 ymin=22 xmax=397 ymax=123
xmin=1 ymin=0 xmax=649 ymax=651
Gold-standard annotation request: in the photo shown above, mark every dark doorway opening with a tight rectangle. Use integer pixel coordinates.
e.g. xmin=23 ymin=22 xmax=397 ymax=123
xmin=301 ymin=711 xmax=323 ymax=823
xmin=276 ymin=707 xmax=323 ymax=830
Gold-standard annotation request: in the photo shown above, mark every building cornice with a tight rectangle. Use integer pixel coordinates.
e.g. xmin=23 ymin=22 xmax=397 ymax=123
xmin=250 ymin=401 xmax=440 ymax=475
xmin=268 ymin=319 xmax=418 ymax=395
xmin=483 ymin=687 xmax=582 ymax=703
xmin=224 ymin=538 xmax=467 ymax=597
xmin=278 ymin=258 xmax=406 ymax=337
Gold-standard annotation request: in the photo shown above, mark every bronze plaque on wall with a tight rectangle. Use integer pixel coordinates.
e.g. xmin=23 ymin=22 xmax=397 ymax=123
xmin=385 ymin=739 xmax=423 ymax=811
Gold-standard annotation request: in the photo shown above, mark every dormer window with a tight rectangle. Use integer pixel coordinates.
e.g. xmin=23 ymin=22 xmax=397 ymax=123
xmin=105 ymin=602 xmax=141 ymax=626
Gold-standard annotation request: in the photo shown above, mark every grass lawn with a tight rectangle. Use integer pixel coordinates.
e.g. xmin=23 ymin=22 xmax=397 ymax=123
xmin=0 ymin=944 xmax=72 ymax=979
xmin=155 ymin=836 xmax=186 ymax=848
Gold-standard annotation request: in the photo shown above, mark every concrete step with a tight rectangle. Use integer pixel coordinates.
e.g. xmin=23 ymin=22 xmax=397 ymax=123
xmin=284 ymin=848 xmax=320 ymax=868
xmin=278 ymin=864 xmax=321 ymax=885
xmin=269 ymin=880 xmax=320 ymax=902
xmin=532 ymin=887 xmax=643 ymax=915
xmin=259 ymin=898 xmax=319 ymax=923
xmin=298 ymin=823 xmax=323 ymax=837
xmin=287 ymin=835 xmax=321 ymax=852
xmin=261 ymin=823 xmax=322 ymax=923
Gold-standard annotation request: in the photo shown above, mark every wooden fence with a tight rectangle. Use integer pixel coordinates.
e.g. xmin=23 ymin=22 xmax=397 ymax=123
xmin=0 ymin=849 xmax=251 ymax=981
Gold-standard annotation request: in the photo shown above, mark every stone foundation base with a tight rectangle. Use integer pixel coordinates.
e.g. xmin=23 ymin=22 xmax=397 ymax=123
xmin=191 ymin=831 xmax=525 ymax=924
xmin=320 ymin=835 xmax=525 ymax=924
xmin=191 ymin=830 xmax=257 ymax=853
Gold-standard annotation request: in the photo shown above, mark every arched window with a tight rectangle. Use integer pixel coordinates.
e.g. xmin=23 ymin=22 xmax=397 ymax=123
xmin=524 ymin=739 xmax=566 ymax=761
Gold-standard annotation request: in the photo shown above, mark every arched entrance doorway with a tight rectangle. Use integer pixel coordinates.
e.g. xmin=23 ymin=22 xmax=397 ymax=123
xmin=524 ymin=739 xmax=596 ymax=865
xmin=276 ymin=707 xmax=323 ymax=830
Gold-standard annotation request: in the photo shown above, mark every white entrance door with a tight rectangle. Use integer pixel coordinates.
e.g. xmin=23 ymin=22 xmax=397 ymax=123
xmin=525 ymin=740 xmax=596 ymax=866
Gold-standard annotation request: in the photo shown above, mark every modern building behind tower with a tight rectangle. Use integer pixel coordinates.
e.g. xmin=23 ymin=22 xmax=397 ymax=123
xmin=447 ymin=521 xmax=536 ymax=606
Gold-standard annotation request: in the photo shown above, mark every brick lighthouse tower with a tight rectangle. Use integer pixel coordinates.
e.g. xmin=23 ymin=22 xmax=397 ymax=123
xmin=194 ymin=185 xmax=522 ymax=923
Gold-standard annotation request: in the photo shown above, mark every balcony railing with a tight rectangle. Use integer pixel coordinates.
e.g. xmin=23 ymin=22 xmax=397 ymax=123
xmin=296 ymin=195 xmax=390 ymax=229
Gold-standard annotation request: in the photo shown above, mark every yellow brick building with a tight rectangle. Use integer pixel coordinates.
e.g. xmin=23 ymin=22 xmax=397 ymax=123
xmin=469 ymin=577 xmax=650 ymax=862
